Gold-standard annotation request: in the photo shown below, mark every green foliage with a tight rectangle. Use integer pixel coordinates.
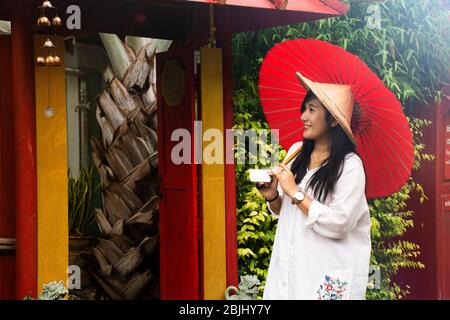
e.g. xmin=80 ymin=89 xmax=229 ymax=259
xmin=233 ymin=0 xmax=447 ymax=299
xmin=234 ymin=110 xmax=284 ymax=292
xmin=68 ymin=165 xmax=101 ymax=235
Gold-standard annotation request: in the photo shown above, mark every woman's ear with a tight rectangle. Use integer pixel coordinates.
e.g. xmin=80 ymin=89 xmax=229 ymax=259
xmin=331 ymin=119 xmax=339 ymax=127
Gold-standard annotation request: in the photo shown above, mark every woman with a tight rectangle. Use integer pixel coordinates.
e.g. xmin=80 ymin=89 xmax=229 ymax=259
xmin=258 ymin=88 xmax=371 ymax=300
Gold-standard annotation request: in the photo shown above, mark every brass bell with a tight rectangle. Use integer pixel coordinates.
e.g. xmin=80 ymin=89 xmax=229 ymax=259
xmin=37 ymin=16 xmax=51 ymax=27
xmin=52 ymin=15 xmax=62 ymax=26
xmin=42 ymin=1 xmax=53 ymax=8
xmin=53 ymin=55 xmax=61 ymax=66
xmin=36 ymin=56 xmax=46 ymax=66
xmin=43 ymin=38 xmax=55 ymax=48
xmin=45 ymin=55 xmax=55 ymax=66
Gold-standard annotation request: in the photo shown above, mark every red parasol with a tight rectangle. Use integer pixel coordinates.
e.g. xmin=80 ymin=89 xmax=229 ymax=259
xmin=258 ymin=38 xmax=414 ymax=199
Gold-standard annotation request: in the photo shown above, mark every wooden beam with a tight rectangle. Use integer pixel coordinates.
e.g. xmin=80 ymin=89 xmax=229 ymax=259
xmin=269 ymin=0 xmax=288 ymax=10
xmin=33 ymin=35 xmax=69 ymax=294
xmin=200 ymin=47 xmax=227 ymax=299
xmin=319 ymin=0 xmax=349 ymax=15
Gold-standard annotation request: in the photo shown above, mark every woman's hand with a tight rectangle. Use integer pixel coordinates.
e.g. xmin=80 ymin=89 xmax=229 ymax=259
xmin=256 ymin=176 xmax=279 ymax=201
xmin=271 ymin=164 xmax=298 ymax=198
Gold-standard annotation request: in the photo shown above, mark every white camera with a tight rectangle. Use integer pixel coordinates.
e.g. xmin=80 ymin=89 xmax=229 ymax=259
xmin=249 ymin=169 xmax=272 ymax=183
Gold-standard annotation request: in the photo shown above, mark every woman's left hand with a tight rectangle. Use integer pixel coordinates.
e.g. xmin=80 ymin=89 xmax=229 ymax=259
xmin=270 ymin=164 xmax=298 ymax=198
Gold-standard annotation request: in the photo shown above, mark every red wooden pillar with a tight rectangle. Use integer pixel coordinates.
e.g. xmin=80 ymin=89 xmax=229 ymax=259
xmin=157 ymin=42 xmax=200 ymax=300
xmin=11 ymin=0 xmax=38 ymax=299
xmin=217 ymin=7 xmax=239 ymax=288
xmin=0 ymin=36 xmax=16 ymax=300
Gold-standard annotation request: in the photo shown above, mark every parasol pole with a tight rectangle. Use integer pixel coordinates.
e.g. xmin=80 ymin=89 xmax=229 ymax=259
xmin=282 ymin=144 xmax=302 ymax=165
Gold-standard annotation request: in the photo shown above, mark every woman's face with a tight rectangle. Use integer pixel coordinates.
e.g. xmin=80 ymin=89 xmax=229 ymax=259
xmin=301 ymin=98 xmax=337 ymax=141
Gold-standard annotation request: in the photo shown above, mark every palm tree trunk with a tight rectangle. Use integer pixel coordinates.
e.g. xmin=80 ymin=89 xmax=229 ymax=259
xmin=83 ymin=33 xmax=171 ymax=300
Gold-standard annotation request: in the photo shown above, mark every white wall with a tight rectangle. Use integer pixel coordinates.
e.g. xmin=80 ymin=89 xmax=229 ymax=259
xmin=65 ymin=72 xmax=80 ymax=178
xmin=65 ymin=38 xmax=107 ymax=178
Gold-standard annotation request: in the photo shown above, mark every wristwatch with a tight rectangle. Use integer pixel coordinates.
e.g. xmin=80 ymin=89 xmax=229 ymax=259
xmin=291 ymin=190 xmax=305 ymax=205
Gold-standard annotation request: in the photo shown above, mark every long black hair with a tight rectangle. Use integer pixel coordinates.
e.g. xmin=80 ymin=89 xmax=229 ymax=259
xmin=290 ymin=90 xmax=357 ymax=202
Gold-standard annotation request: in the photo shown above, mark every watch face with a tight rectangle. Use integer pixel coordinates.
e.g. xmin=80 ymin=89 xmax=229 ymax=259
xmin=294 ymin=192 xmax=304 ymax=201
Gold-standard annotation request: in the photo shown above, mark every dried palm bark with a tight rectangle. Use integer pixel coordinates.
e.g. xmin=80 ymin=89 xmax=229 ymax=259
xmin=84 ymin=34 xmax=171 ymax=300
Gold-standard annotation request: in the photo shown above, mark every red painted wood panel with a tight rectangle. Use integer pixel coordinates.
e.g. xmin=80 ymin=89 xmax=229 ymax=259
xmin=400 ymin=86 xmax=450 ymax=299
xmin=157 ymin=42 xmax=200 ymax=300
xmin=0 ymin=35 xmax=16 ymax=300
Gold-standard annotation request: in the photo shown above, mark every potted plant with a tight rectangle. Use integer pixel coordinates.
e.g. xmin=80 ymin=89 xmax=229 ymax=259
xmin=23 ymin=281 xmax=69 ymax=300
xmin=225 ymin=275 xmax=261 ymax=300
xmin=68 ymin=165 xmax=100 ymax=236
xmin=68 ymin=165 xmax=101 ymax=288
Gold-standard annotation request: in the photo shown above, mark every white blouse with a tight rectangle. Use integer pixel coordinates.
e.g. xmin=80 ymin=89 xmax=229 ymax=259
xmin=263 ymin=141 xmax=371 ymax=300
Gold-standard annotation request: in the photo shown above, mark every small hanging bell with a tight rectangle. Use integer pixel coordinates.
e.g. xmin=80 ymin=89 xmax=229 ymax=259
xmin=53 ymin=55 xmax=61 ymax=66
xmin=52 ymin=15 xmax=62 ymax=26
xmin=36 ymin=56 xmax=46 ymax=66
xmin=37 ymin=16 xmax=51 ymax=27
xmin=41 ymin=1 xmax=53 ymax=8
xmin=43 ymin=38 xmax=55 ymax=48
xmin=45 ymin=55 xmax=55 ymax=66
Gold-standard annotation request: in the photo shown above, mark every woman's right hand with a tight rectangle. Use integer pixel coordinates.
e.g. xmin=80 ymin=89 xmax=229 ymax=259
xmin=256 ymin=174 xmax=278 ymax=200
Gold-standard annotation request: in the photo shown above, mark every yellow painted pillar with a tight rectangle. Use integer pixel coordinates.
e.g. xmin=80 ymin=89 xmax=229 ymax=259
xmin=200 ymin=47 xmax=227 ymax=299
xmin=33 ymin=35 xmax=68 ymax=292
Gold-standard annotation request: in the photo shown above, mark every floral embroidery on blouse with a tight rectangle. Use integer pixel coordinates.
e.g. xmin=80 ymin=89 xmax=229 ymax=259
xmin=317 ymin=275 xmax=349 ymax=300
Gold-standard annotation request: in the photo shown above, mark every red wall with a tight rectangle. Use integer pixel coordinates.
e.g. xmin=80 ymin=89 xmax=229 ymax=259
xmin=398 ymin=84 xmax=450 ymax=299
xmin=0 ymin=35 xmax=16 ymax=300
